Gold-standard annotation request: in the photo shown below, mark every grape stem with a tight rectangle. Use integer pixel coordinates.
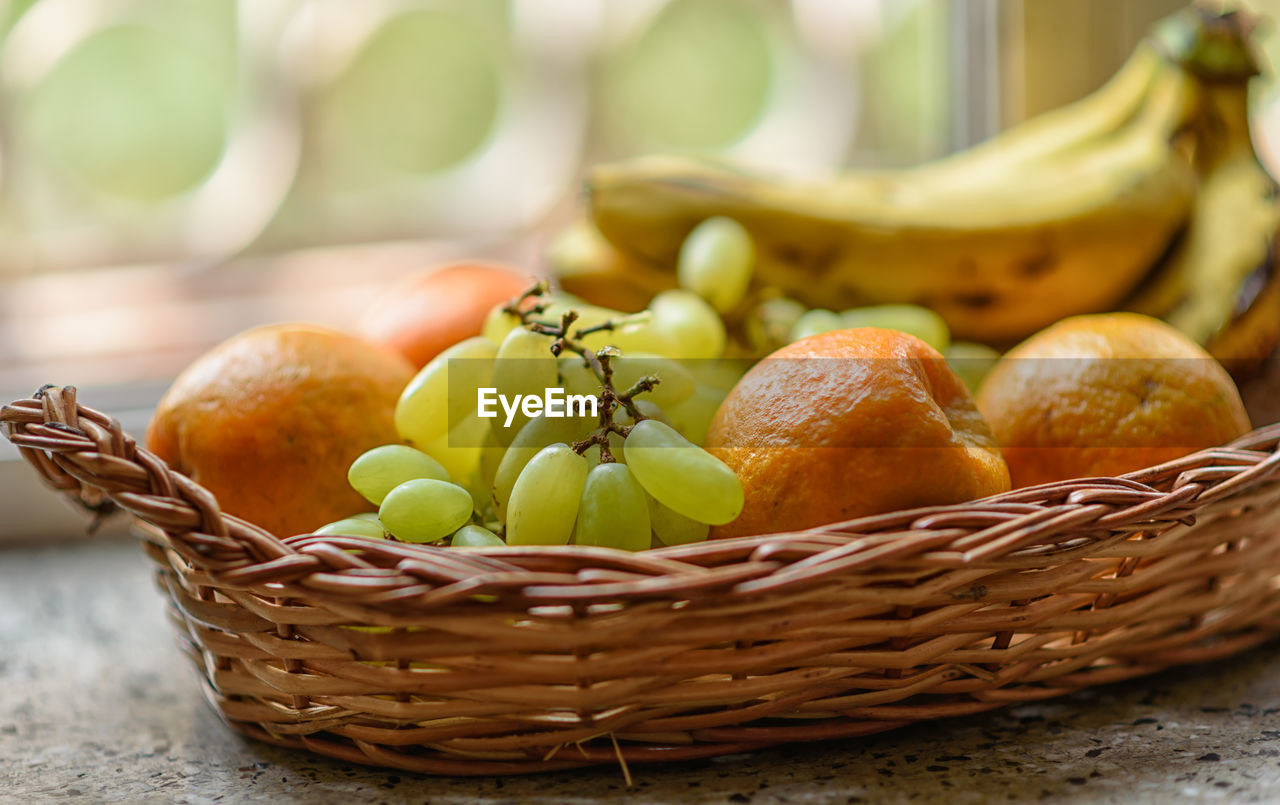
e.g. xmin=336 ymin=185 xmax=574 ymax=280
xmin=502 ymin=284 xmax=661 ymax=462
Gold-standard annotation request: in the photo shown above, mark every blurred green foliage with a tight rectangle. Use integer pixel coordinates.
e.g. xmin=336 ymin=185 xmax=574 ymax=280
xmin=26 ymin=25 xmax=230 ymax=200
xmin=321 ymin=10 xmax=502 ymax=181
xmin=601 ymin=0 xmax=774 ymax=151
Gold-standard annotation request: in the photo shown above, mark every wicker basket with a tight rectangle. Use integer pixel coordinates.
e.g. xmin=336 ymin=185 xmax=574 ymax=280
xmin=5 ymin=384 xmax=1280 ymax=776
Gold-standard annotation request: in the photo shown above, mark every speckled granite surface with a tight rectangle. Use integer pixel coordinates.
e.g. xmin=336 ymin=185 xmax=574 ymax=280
xmin=4 ymin=540 xmax=1280 ymax=804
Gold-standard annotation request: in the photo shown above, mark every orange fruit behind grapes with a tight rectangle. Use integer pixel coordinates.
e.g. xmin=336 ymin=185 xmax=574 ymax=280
xmin=356 ymin=262 xmax=532 ymax=368
xmin=706 ymin=328 xmax=1011 ymax=539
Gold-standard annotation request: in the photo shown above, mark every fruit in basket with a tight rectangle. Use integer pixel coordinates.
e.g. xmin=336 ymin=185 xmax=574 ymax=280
xmin=648 ymin=495 xmax=709 ymax=546
xmin=785 ymin=309 xmax=837 ymax=343
xmin=490 ymin=327 xmax=560 ymax=443
xmin=648 ymin=289 xmax=727 ymax=359
xmin=945 ymin=341 xmax=1002 ymax=393
xmin=146 ymin=324 xmax=414 ymax=537
xmin=706 ymin=329 xmax=1010 ymax=539
xmin=316 ymin=516 xmax=387 ymax=539
xmin=677 ymin=216 xmax=754 ymax=313
xmin=356 ymin=262 xmax=531 ymax=368
xmin=745 ymin=294 xmax=807 ymax=353
xmin=785 ymin=304 xmax=951 ymax=353
xmin=976 ymin=312 xmax=1251 ymax=489
xmin=625 ymin=419 xmax=744 ymax=526
xmin=664 ymin=382 xmax=727 ymax=446
xmin=396 ymin=335 xmax=497 ymax=451
xmin=506 ymin=443 xmax=589 ymax=545
xmin=491 ymin=412 xmax=595 ymax=519
xmin=839 ymin=306 xmax=950 ymax=353
xmin=575 ymin=462 xmax=651 ymax=552
xmin=348 ymin=444 xmax=450 ymax=505
xmin=451 ymin=524 xmax=505 ymax=547
xmin=378 ymin=478 xmax=474 ymax=542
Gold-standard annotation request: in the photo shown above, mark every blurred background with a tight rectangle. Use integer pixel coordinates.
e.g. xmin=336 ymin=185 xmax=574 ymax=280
xmin=1 ymin=0 xmax=1280 ymax=537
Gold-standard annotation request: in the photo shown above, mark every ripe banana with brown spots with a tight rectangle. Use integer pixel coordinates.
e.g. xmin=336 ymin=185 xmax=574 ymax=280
xmin=587 ymin=58 xmax=1199 ymax=344
xmin=1121 ymin=10 xmax=1280 ymax=372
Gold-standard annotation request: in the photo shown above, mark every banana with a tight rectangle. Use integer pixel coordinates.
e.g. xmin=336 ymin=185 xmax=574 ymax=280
xmin=1121 ymin=8 xmax=1280 ymax=371
xmin=588 ymin=59 xmax=1199 ymax=343
xmin=907 ymin=42 xmax=1164 ymax=189
xmin=1207 ymin=228 xmax=1280 ymax=376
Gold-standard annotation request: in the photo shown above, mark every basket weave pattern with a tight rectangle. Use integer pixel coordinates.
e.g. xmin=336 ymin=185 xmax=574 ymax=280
xmin=6 ymin=385 xmax=1280 ymax=775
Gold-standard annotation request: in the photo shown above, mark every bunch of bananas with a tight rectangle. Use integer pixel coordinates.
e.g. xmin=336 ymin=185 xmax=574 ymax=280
xmin=560 ymin=8 xmax=1280 ymax=370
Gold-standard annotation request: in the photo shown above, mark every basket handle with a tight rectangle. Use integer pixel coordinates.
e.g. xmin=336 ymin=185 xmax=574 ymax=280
xmin=1 ymin=385 xmax=294 ymax=571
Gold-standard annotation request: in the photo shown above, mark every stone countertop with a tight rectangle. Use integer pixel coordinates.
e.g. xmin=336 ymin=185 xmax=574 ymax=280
xmin=4 ymin=540 xmax=1280 ymax=804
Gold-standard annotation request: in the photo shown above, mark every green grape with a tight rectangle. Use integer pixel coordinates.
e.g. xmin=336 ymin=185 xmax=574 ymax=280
xmin=348 ymin=444 xmax=450 ymax=505
xmin=506 ymin=443 xmax=588 ymax=546
xmin=352 ymin=512 xmax=380 ymax=522
xmin=490 ymin=327 xmax=559 ymax=443
xmin=451 ymin=524 xmax=506 ymax=548
xmin=647 ymin=495 xmax=709 ymax=546
xmin=315 ymin=517 xmax=387 ymax=539
xmin=420 ymin=412 xmax=490 ymax=505
xmin=575 ymin=463 xmax=651 ymax=552
xmin=459 ymin=464 xmax=495 ymax=521
xmin=578 ymin=312 xmax=679 ymax=357
xmin=946 ymin=341 xmax=1002 ymax=393
xmin=611 ymin=353 xmax=695 ymax=408
xmin=542 ymin=297 xmax=621 ymax=334
xmin=789 ymin=309 xmax=842 ymax=342
xmin=448 ymin=350 xmax=500 ymax=428
xmin=677 ymin=217 xmax=754 ymax=312
xmin=840 ymin=305 xmax=951 ymax=353
xmin=478 ymin=427 xmax=506 ymax=494
xmin=545 ymin=296 xmax=677 ymax=361
xmin=649 ymin=289 xmax=727 ymax=359
xmin=378 ymin=478 xmax=474 ymax=543
xmin=664 ymin=383 xmax=727 ymax=446
xmin=686 ymin=358 xmax=750 ymax=392
xmin=396 ymin=336 xmax=497 ymax=447
xmin=746 ymin=296 xmax=807 ymax=352
xmin=492 ymin=414 xmax=594 ymax=518
xmin=628 ymin=399 xmax=668 ymax=424
xmin=624 ymin=419 xmax=744 ymax=525
xmin=558 ymin=355 xmax=599 ymax=400
xmin=482 ymin=304 xmax=524 ymax=344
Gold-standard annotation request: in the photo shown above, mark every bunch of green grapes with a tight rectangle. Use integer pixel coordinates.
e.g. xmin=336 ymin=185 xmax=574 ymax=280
xmin=316 ymin=215 xmax=774 ymax=550
xmin=330 ymin=300 xmax=737 ymax=549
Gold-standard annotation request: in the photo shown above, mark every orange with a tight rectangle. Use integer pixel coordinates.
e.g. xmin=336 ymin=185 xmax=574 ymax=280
xmin=706 ymin=329 xmax=1011 ymax=539
xmin=356 ymin=262 xmax=532 ymax=368
xmin=976 ymin=312 xmax=1251 ymax=488
xmin=146 ymin=324 xmax=414 ymax=537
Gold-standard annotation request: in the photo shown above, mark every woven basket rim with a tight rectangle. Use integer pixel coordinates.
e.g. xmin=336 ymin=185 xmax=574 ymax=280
xmin=5 ymin=385 xmax=1280 ymax=607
